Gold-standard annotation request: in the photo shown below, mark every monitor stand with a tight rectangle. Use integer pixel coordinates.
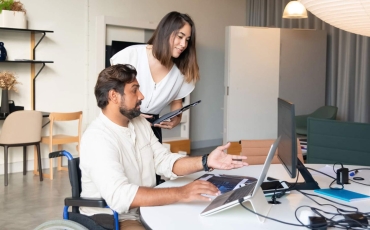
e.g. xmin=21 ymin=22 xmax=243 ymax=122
xmin=287 ymin=158 xmax=320 ymax=190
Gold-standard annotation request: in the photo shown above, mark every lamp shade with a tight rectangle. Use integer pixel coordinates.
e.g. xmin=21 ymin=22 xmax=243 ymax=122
xmin=283 ymin=1 xmax=308 ymax=19
xmin=300 ymin=0 xmax=370 ymax=37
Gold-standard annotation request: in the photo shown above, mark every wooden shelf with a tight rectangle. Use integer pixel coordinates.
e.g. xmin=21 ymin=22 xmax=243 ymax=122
xmin=0 ymin=28 xmax=53 ymax=110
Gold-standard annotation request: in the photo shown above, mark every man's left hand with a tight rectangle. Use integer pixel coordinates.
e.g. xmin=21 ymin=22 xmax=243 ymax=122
xmin=207 ymin=143 xmax=248 ymax=170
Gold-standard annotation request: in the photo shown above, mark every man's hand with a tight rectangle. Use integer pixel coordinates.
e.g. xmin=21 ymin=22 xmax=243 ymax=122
xmin=177 ymin=180 xmax=220 ymax=202
xmin=153 ymin=115 xmax=181 ymax=130
xmin=207 ymin=143 xmax=248 ymax=170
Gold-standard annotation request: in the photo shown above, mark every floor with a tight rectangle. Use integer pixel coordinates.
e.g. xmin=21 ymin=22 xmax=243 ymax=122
xmin=0 ymin=147 xmax=216 ymax=230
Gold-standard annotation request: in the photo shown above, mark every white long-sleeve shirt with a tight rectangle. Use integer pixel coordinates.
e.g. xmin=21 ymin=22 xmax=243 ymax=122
xmin=79 ymin=112 xmax=185 ymax=221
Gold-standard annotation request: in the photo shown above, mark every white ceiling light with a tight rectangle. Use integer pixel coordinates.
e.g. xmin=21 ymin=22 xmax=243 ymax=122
xmin=283 ymin=1 xmax=308 ymax=19
xmin=299 ymin=0 xmax=370 ymax=37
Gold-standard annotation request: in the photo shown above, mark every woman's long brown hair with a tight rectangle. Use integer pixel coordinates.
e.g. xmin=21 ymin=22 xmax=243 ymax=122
xmin=148 ymin=11 xmax=199 ymax=83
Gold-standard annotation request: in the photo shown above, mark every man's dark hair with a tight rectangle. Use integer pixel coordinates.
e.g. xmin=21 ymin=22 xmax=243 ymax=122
xmin=94 ymin=64 xmax=137 ymax=109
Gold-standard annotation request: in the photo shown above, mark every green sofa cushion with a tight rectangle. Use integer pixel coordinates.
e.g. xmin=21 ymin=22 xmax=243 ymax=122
xmin=307 ymin=118 xmax=370 ymax=166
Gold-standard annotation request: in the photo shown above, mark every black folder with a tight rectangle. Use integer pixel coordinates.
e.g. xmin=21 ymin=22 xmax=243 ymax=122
xmin=152 ymin=100 xmax=201 ymax=125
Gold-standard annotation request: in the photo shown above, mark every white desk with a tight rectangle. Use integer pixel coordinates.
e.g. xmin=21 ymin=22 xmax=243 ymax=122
xmin=141 ymin=164 xmax=370 ymax=230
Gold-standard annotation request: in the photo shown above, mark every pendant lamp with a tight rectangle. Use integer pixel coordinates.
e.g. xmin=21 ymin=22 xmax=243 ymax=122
xmin=283 ymin=0 xmax=308 ymax=19
xmin=299 ymin=0 xmax=370 ymax=37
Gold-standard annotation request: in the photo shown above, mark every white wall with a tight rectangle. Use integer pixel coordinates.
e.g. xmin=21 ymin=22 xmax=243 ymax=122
xmin=0 ymin=0 xmax=246 ymax=174
xmin=0 ymin=0 xmax=88 ymax=174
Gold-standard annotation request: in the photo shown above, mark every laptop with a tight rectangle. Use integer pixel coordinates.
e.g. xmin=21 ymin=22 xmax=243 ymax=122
xmin=200 ymin=136 xmax=281 ymax=217
xmin=152 ymin=100 xmax=201 ymax=125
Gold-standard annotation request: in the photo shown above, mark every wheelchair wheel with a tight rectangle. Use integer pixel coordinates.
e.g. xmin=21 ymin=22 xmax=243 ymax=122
xmin=34 ymin=219 xmax=89 ymax=230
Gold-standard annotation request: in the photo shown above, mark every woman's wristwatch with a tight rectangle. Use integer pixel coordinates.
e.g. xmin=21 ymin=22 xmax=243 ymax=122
xmin=202 ymin=153 xmax=214 ymax=172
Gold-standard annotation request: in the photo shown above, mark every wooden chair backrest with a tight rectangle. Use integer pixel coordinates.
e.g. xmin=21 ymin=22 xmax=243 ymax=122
xmin=240 ymin=139 xmax=304 ymax=165
xmin=48 ymin=111 xmax=83 ymax=144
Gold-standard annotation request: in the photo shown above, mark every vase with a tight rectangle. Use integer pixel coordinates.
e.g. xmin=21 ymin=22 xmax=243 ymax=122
xmin=0 ymin=10 xmax=27 ymax=29
xmin=0 ymin=42 xmax=7 ymax=61
xmin=0 ymin=89 xmax=10 ymax=116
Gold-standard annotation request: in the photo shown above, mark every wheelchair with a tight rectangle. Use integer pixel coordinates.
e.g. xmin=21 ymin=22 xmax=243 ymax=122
xmin=35 ymin=150 xmax=119 ymax=230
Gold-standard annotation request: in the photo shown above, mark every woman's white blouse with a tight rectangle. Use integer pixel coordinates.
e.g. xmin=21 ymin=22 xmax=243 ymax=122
xmin=110 ymin=45 xmax=195 ymax=114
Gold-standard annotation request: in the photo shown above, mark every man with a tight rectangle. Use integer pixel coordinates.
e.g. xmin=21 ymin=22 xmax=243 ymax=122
xmin=80 ymin=64 xmax=248 ymax=230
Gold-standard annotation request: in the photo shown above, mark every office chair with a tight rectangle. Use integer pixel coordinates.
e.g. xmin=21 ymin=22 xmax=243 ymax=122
xmin=38 ymin=111 xmax=82 ymax=180
xmin=0 ymin=110 xmax=43 ymax=186
xmin=295 ymin=106 xmax=338 ymax=135
xmin=240 ymin=139 xmax=304 ymax=165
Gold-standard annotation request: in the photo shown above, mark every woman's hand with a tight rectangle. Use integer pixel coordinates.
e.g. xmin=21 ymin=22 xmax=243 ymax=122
xmin=154 ymin=115 xmax=181 ymax=129
xmin=154 ymin=99 xmax=183 ymax=129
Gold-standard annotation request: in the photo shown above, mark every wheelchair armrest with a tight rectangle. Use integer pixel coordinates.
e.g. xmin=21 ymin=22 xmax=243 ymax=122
xmin=65 ymin=197 xmax=107 ymax=208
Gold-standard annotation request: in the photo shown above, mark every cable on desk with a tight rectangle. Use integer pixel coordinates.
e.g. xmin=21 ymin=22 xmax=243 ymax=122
xmin=297 ymin=190 xmax=359 ymax=213
xmin=239 ymin=165 xmax=370 ymax=228
xmin=269 ymin=170 xmax=300 ymax=204
xmin=294 ymin=205 xmax=369 ymax=229
xmin=238 ymin=199 xmax=310 ymax=228
xmin=239 ymin=197 xmax=370 ymax=229
xmin=305 ymin=167 xmax=336 ymax=179
xmin=305 ymin=167 xmax=343 ymax=190
xmin=306 ymin=166 xmax=370 ymax=186
xmin=348 ymin=168 xmax=370 ymax=186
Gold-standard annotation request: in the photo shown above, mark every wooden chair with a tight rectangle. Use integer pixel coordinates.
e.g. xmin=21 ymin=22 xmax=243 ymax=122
xmin=36 ymin=111 xmax=82 ymax=180
xmin=0 ymin=111 xmax=43 ymax=186
xmin=240 ymin=139 xmax=304 ymax=165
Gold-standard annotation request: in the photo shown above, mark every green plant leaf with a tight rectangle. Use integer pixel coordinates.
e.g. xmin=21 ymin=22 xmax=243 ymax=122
xmin=0 ymin=0 xmax=14 ymax=14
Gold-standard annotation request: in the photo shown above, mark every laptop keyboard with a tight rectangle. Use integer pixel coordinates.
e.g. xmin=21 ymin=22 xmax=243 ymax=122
xmin=224 ymin=181 xmax=257 ymax=204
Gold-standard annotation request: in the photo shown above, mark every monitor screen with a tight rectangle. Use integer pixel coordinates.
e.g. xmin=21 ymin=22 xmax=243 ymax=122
xmin=105 ymin=41 xmax=144 ymax=68
xmin=277 ymin=98 xmax=297 ymax=178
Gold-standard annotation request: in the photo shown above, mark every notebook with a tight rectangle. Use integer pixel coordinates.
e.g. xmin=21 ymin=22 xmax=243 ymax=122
xmin=200 ymin=136 xmax=281 ymax=216
xmin=152 ymin=100 xmax=201 ymax=124
xmin=314 ymin=189 xmax=370 ymax=202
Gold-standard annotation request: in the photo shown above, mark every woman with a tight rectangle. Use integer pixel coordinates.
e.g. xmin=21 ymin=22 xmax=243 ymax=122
xmin=110 ymin=11 xmax=199 ymax=144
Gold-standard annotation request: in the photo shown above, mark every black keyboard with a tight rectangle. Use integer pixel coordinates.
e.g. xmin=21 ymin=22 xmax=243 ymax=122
xmin=224 ymin=182 xmax=257 ymax=204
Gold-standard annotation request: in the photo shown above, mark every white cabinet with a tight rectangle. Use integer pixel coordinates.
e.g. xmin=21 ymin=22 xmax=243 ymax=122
xmin=224 ymin=27 xmax=326 ymax=142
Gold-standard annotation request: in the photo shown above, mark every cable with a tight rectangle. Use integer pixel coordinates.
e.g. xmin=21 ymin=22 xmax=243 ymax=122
xmin=297 ymin=190 xmax=359 ymax=213
xmin=238 ymin=188 xmax=370 ymax=229
xmin=244 ymin=165 xmax=370 ymax=228
xmin=306 ymin=166 xmax=370 ymax=187
xmin=269 ymin=170 xmax=300 ymax=204
xmin=269 ymin=169 xmax=301 ymax=204
xmin=238 ymin=199 xmax=312 ymax=228
xmin=305 ymin=167 xmax=336 ymax=179
xmin=348 ymin=168 xmax=370 ymax=186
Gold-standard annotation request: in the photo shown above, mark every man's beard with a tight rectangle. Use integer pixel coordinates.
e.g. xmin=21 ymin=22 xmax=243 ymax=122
xmin=119 ymin=101 xmax=141 ymax=120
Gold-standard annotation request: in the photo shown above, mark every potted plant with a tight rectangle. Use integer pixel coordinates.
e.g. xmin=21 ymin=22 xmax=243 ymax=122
xmin=0 ymin=0 xmax=27 ymax=29
xmin=0 ymin=71 xmax=20 ymax=115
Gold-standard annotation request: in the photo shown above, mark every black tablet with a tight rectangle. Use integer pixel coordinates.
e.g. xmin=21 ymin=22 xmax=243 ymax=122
xmin=152 ymin=100 xmax=201 ymax=125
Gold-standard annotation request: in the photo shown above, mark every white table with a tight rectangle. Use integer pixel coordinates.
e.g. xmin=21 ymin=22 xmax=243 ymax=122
xmin=141 ymin=164 xmax=370 ymax=230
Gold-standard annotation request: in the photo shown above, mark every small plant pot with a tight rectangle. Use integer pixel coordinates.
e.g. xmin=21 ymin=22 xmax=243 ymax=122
xmin=0 ymin=10 xmax=27 ymax=29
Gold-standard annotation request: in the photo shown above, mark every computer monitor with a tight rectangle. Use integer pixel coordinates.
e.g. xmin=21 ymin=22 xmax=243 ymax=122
xmin=277 ymin=98 xmax=297 ymax=178
xmin=277 ymin=98 xmax=320 ymax=190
